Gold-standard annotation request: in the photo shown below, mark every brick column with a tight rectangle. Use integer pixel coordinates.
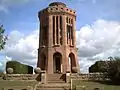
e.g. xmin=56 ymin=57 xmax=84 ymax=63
xmin=62 ymin=15 xmax=67 ymax=46
xmin=48 ymin=15 xmax=53 ymax=74
xmin=48 ymin=49 xmax=53 ymax=74
xmin=62 ymin=54 xmax=68 ymax=73
xmin=58 ymin=16 xmax=60 ymax=45
xmin=48 ymin=15 xmax=53 ymax=47
xmin=73 ymin=18 xmax=76 ymax=46
xmin=75 ymin=53 xmax=80 ymax=73
xmin=62 ymin=15 xmax=68 ymax=73
xmin=70 ymin=27 xmax=72 ymax=46
xmin=54 ymin=16 xmax=56 ymax=45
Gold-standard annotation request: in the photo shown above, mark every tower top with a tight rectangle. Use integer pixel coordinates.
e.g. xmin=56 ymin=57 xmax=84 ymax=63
xmin=49 ymin=2 xmax=66 ymax=7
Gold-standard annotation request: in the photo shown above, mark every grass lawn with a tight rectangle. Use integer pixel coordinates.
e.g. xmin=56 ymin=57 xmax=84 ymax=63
xmin=0 ymin=80 xmax=38 ymax=90
xmin=72 ymin=80 xmax=120 ymax=90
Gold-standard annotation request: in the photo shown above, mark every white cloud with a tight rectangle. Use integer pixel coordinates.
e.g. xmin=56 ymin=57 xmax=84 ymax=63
xmin=3 ymin=30 xmax=39 ymax=69
xmin=77 ymin=19 xmax=120 ymax=73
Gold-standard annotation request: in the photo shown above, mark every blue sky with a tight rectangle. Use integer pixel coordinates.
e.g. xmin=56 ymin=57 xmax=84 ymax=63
xmin=0 ymin=0 xmax=120 ymax=33
xmin=0 ymin=0 xmax=120 ymax=73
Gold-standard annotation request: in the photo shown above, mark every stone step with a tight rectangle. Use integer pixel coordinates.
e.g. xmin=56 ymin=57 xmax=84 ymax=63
xmin=36 ymin=88 xmax=64 ymax=90
xmin=47 ymin=80 xmax=65 ymax=83
xmin=37 ymin=83 xmax=70 ymax=88
xmin=47 ymin=74 xmax=66 ymax=81
xmin=36 ymin=83 xmax=70 ymax=90
xmin=47 ymin=78 xmax=64 ymax=81
xmin=47 ymin=74 xmax=64 ymax=77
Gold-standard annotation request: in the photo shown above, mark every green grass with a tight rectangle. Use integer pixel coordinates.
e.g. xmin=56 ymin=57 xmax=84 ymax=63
xmin=1 ymin=80 xmax=120 ymax=90
xmin=72 ymin=80 xmax=120 ymax=90
xmin=0 ymin=80 xmax=38 ymax=90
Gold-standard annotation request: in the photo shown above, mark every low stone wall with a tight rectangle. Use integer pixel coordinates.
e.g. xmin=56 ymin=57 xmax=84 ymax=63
xmin=0 ymin=73 xmax=108 ymax=82
xmin=0 ymin=74 xmax=41 ymax=81
xmin=70 ymin=73 xmax=108 ymax=81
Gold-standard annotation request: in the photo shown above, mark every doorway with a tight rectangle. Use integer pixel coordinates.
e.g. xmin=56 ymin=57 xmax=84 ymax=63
xmin=69 ymin=53 xmax=76 ymax=73
xmin=53 ymin=52 xmax=62 ymax=73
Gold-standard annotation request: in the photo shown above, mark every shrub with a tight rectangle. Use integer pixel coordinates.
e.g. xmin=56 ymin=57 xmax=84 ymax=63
xmin=6 ymin=61 xmax=33 ymax=74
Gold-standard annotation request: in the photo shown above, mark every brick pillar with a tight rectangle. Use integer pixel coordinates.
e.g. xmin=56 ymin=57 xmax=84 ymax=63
xmin=62 ymin=15 xmax=67 ymax=46
xmin=62 ymin=54 xmax=67 ymax=73
xmin=70 ymin=27 xmax=72 ymax=46
xmin=48 ymin=15 xmax=53 ymax=74
xmin=62 ymin=15 xmax=68 ymax=73
xmin=54 ymin=16 xmax=56 ymax=45
xmin=48 ymin=15 xmax=53 ymax=47
xmin=75 ymin=53 xmax=80 ymax=73
xmin=73 ymin=18 xmax=76 ymax=46
xmin=58 ymin=16 xmax=60 ymax=45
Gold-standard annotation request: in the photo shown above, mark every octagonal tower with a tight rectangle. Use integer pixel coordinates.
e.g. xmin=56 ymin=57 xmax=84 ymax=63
xmin=37 ymin=2 xmax=80 ymax=74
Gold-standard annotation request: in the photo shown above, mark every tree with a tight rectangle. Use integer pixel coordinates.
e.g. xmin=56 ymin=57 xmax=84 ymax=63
xmin=0 ymin=25 xmax=7 ymax=50
xmin=89 ymin=57 xmax=120 ymax=84
xmin=107 ymin=57 xmax=120 ymax=83
xmin=89 ymin=61 xmax=109 ymax=73
xmin=108 ymin=56 xmax=114 ymax=61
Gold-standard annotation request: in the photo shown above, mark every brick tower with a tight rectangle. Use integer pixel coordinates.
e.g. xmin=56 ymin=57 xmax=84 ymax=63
xmin=37 ymin=2 xmax=80 ymax=74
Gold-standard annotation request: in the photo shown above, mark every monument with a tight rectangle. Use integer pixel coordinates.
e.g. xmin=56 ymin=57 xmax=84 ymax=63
xmin=0 ymin=2 xmax=111 ymax=90
xmin=37 ymin=2 xmax=80 ymax=74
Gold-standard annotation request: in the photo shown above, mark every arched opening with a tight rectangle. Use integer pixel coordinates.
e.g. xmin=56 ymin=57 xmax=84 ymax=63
xmin=69 ymin=53 xmax=76 ymax=73
xmin=53 ymin=52 xmax=62 ymax=73
xmin=40 ymin=53 xmax=46 ymax=70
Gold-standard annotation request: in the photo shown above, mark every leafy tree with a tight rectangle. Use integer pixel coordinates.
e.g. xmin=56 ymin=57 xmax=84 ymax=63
xmin=89 ymin=56 xmax=120 ymax=84
xmin=108 ymin=56 xmax=114 ymax=61
xmin=89 ymin=61 xmax=109 ymax=73
xmin=0 ymin=25 xmax=7 ymax=50
xmin=107 ymin=57 xmax=120 ymax=83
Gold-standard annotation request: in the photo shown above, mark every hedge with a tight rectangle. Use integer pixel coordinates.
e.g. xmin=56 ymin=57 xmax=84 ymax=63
xmin=6 ymin=61 xmax=33 ymax=74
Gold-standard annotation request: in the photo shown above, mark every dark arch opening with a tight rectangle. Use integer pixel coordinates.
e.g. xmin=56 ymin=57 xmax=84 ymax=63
xmin=69 ymin=53 xmax=76 ymax=73
xmin=53 ymin=52 xmax=62 ymax=73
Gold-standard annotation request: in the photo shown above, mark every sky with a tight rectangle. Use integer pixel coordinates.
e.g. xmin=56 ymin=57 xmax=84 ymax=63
xmin=0 ymin=0 xmax=120 ymax=73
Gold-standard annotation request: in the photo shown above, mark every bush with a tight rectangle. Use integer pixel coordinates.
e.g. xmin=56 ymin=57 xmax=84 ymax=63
xmin=6 ymin=61 xmax=33 ymax=74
